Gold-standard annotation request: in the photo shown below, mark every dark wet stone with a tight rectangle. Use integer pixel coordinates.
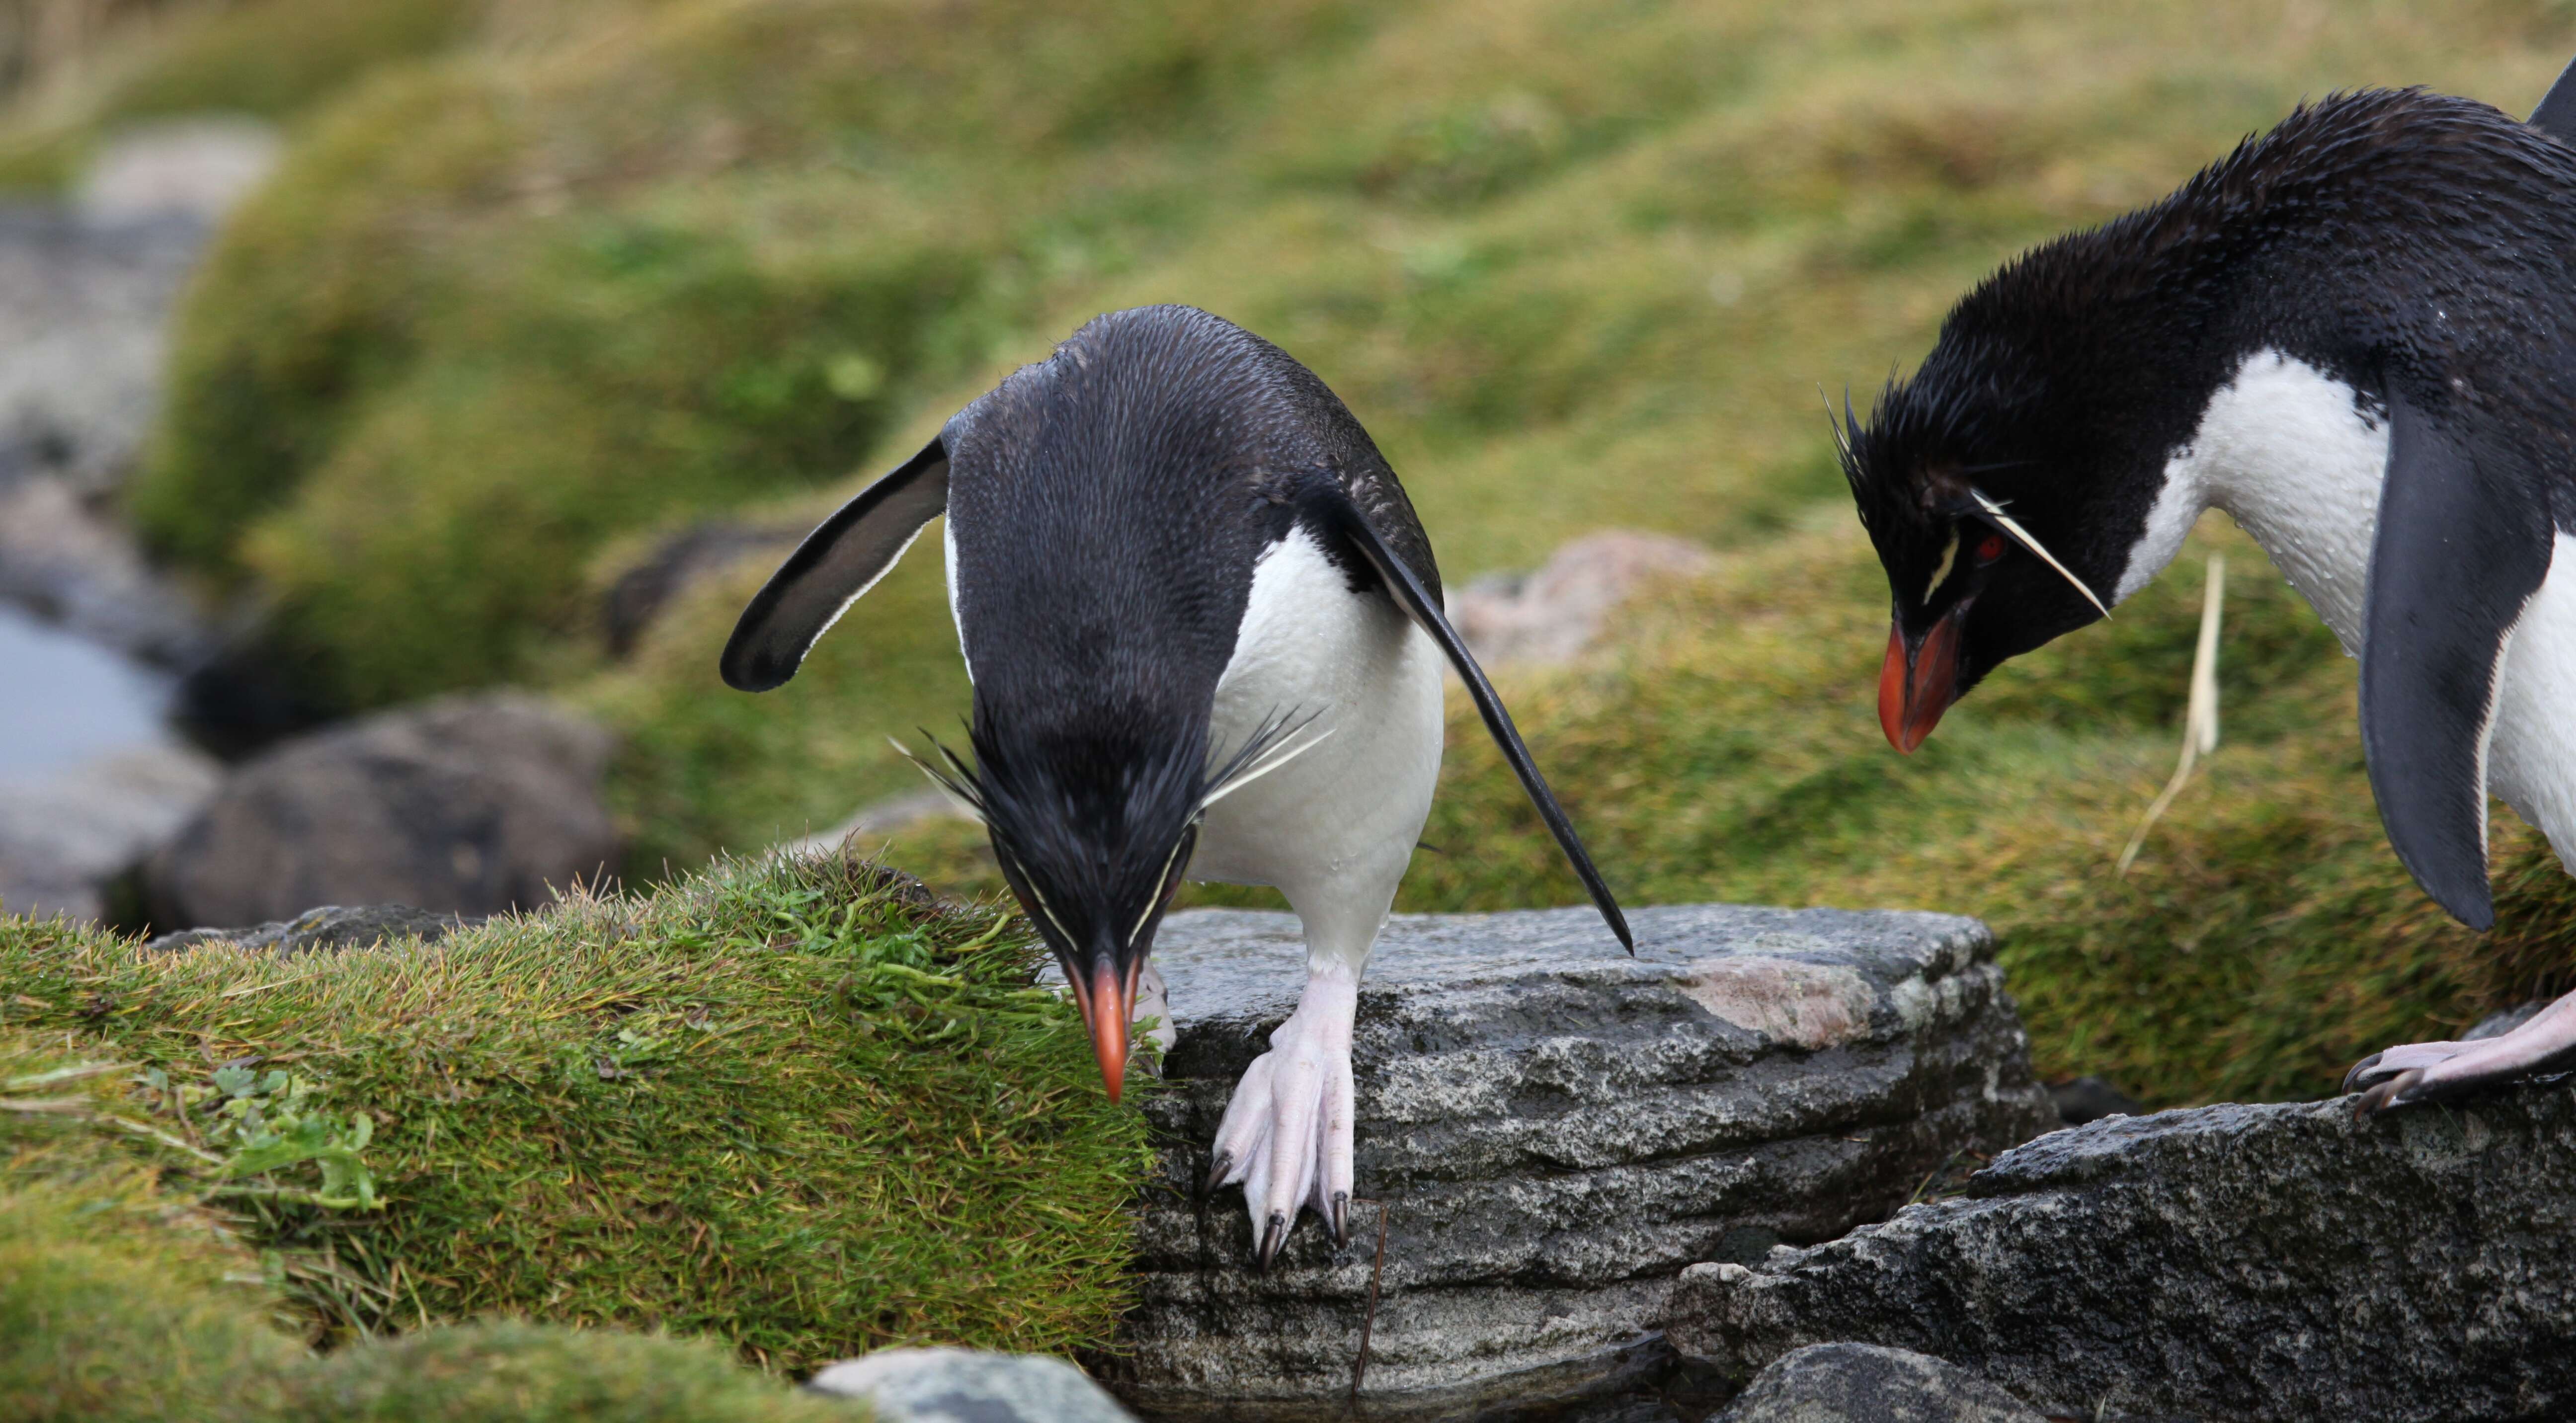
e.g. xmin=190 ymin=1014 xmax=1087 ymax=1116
xmin=143 ymin=903 xmax=481 ymax=956
xmin=143 ymin=693 xmax=618 ymax=928
xmin=1669 ymin=1086 xmax=2576 ymax=1422
xmin=2046 ymin=1074 xmax=2143 ymax=1126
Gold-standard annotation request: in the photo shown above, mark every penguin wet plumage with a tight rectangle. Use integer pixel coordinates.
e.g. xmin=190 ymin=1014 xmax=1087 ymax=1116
xmin=1838 ymin=67 xmax=2576 ymax=1112
xmin=722 ymin=305 xmax=1630 ymax=1266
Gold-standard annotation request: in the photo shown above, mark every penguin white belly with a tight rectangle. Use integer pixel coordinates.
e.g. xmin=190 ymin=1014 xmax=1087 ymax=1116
xmin=2145 ymin=348 xmax=2389 ymax=650
xmin=1189 ymin=526 xmax=1446 ymax=969
xmin=2487 ymin=533 xmax=2576 ymax=866
xmin=2154 ymin=349 xmax=2576 ymax=858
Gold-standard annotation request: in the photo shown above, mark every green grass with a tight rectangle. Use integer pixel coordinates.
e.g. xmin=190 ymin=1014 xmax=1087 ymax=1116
xmin=0 ymin=1025 xmax=858 ymax=1422
xmin=0 ymin=849 xmax=1150 ymax=1369
xmin=38 ymin=0 xmax=2576 ymax=1112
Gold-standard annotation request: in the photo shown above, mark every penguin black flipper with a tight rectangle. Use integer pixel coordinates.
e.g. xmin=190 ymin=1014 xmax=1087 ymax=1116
xmin=1307 ymin=489 xmax=1635 ymax=952
xmin=720 ymin=437 xmax=949 ymax=693
xmin=2357 ymin=392 xmax=2556 ymax=931
xmin=2530 ymin=51 xmax=2576 ymax=139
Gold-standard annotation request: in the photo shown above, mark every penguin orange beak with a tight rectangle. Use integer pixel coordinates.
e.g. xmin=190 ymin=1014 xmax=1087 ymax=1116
xmin=1879 ymin=602 xmax=1968 ymax=753
xmin=1064 ymin=958 xmax=1140 ymax=1103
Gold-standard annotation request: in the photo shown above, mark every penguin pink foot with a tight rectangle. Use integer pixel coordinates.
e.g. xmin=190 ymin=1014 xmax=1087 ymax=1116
xmin=1206 ymin=966 xmax=1358 ymax=1268
xmin=2344 ymin=992 xmax=2576 ymax=1115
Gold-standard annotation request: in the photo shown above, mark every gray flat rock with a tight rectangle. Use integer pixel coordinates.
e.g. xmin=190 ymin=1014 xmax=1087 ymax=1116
xmin=805 ymin=1348 xmax=1135 ymax=1422
xmin=1101 ymin=902 xmax=2058 ymax=1421
xmin=1669 ymin=1085 xmax=2576 ymax=1422
xmin=1713 ymin=1343 xmax=2047 ymax=1423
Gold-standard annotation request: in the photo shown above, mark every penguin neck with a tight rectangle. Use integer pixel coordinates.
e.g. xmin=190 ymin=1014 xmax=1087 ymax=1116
xmin=2114 ymin=346 xmax=2390 ymax=653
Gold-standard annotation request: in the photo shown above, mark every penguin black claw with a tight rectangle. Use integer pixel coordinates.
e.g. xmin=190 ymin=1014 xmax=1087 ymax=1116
xmin=1834 ymin=67 xmax=2576 ymax=1116
xmin=1256 ymin=1212 xmax=1289 ymax=1272
xmin=2339 ymin=1053 xmax=2386 ymax=1097
xmin=1330 ymin=1191 xmax=1351 ymax=1249
xmin=719 ymin=305 xmax=1629 ymax=1264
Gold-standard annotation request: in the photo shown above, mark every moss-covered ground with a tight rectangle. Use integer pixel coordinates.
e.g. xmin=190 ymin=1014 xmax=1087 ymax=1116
xmin=0 ymin=1026 xmax=861 ymax=1420
xmin=9 ymin=0 xmax=2576 ymax=1109
xmin=0 ymin=850 xmax=1148 ymax=1383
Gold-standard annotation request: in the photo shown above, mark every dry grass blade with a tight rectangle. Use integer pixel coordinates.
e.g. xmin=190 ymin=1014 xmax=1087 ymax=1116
xmin=2119 ymin=553 xmax=2225 ymax=874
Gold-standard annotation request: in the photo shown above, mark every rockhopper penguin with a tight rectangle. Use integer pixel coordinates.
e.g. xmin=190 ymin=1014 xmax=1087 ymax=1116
xmin=721 ymin=305 xmax=1630 ymax=1265
xmin=1837 ymin=65 xmax=2576 ymax=1112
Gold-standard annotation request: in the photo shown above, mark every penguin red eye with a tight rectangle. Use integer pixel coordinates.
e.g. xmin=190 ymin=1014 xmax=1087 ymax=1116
xmin=1975 ymin=534 xmax=2007 ymax=562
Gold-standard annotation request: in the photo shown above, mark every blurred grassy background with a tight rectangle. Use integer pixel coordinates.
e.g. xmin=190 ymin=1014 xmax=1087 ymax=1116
xmin=6 ymin=0 xmax=2575 ymax=1107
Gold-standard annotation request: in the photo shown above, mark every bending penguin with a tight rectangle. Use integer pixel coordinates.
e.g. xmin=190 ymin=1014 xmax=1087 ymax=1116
xmin=722 ymin=305 xmax=1630 ymax=1265
xmin=1837 ymin=63 xmax=2576 ymax=1112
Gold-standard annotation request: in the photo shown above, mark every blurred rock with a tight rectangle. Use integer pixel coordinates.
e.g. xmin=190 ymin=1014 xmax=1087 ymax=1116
xmin=777 ymin=786 xmax=972 ymax=859
xmin=0 ymin=744 xmax=220 ymax=922
xmin=1101 ymin=903 xmax=2058 ymax=1421
xmin=2045 ymin=1074 xmax=2142 ymax=1126
xmin=0 ymin=202 xmax=197 ymax=495
xmin=601 ymin=520 xmax=802 ymax=655
xmin=74 ymin=119 xmax=282 ymax=226
xmin=1447 ymin=530 xmax=1715 ymax=665
xmin=1711 ymin=1344 xmax=2047 ymax=1423
xmin=143 ymin=903 xmax=482 ymax=956
xmin=143 ymin=694 xmax=619 ymax=929
xmin=805 ymin=1348 xmax=1137 ymax=1422
xmin=1669 ymin=1088 xmax=2576 ymax=1422
xmin=2466 ymin=1000 xmax=2548 ymax=1040
xmin=0 ymin=119 xmax=278 ymax=684
xmin=0 ymin=476 xmax=209 ymax=665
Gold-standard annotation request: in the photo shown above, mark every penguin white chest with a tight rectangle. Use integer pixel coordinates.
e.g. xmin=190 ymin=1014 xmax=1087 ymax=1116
xmin=2137 ymin=349 xmax=2390 ymax=651
xmin=1189 ymin=527 xmax=1446 ymax=911
xmin=2135 ymin=349 xmax=2576 ymax=850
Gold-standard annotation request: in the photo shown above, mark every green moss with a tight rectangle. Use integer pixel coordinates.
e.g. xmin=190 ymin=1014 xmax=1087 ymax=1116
xmin=98 ymin=0 xmax=480 ymax=125
xmin=0 ymin=1031 xmax=887 ymax=1421
xmin=279 ymin=1321 xmax=853 ymax=1423
xmin=0 ymin=1029 xmax=304 ymax=1423
xmin=0 ymin=852 xmax=1150 ymax=1368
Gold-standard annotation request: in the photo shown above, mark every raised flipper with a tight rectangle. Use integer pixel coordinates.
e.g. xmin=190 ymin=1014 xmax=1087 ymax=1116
xmin=1308 ymin=490 xmax=1634 ymax=952
xmin=720 ymin=437 xmax=949 ymax=693
xmin=2357 ymin=394 xmax=2554 ymax=930
xmin=2530 ymin=51 xmax=2576 ymax=139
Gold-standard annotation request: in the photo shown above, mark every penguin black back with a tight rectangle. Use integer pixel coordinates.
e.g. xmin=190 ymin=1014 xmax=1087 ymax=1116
xmin=947 ymin=305 xmax=1438 ymax=742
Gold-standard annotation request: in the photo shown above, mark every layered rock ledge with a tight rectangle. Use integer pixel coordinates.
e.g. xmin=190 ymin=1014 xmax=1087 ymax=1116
xmin=1669 ymin=1084 xmax=2576 ymax=1422
xmin=1099 ymin=902 xmax=2059 ymax=1421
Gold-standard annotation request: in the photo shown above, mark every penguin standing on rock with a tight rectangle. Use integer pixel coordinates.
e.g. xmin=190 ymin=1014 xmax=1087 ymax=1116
xmin=1837 ymin=63 xmax=2576 ymax=1112
xmin=722 ymin=305 xmax=1630 ymax=1265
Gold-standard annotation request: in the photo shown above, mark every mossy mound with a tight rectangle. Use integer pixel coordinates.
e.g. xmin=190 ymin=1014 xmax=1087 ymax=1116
xmin=0 ymin=850 xmax=1149 ymax=1369
xmin=276 ymin=1322 xmax=856 ymax=1423
xmin=0 ymin=1032 xmax=303 ymax=1423
xmin=0 ymin=1027 xmax=855 ymax=1422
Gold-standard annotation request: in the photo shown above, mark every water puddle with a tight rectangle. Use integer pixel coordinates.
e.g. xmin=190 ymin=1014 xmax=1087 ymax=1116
xmin=0 ymin=599 xmax=178 ymax=784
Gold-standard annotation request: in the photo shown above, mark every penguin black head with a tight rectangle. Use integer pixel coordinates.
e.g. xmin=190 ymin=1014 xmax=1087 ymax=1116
xmin=916 ymin=707 xmax=1205 ymax=1100
xmin=1837 ymin=320 xmax=2129 ymax=751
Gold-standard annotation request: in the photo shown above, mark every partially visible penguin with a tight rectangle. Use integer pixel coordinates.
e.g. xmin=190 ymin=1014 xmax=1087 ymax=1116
xmin=722 ymin=305 xmax=1630 ymax=1266
xmin=1837 ymin=61 xmax=2576 ymax=1111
